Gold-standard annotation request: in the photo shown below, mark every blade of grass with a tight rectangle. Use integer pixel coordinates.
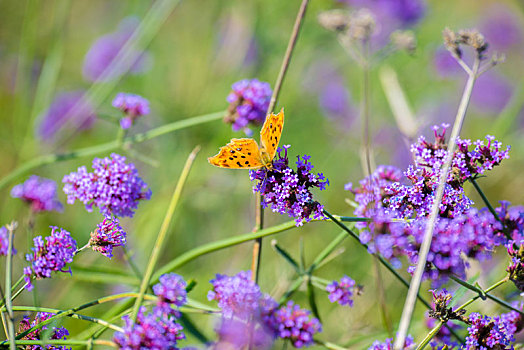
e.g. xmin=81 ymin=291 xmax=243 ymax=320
xmin=131 ymin=146 xmax=201 ymax=321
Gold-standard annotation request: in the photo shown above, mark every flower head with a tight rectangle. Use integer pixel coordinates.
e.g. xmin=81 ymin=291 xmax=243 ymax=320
xmin=464 ymin=313 xmax=516 ymax=349
xmin=326 ymin=275 xmax=357 ymax=307
xmin=208 ymin=271 xmax=263 ymax=319
xmin=153 ymin=273 xmax=187 ymax=312
xmin=250 ymin=146 xmax=329 ymax=226
xmin=63 ymin=153 xmax=151 ymax=217
xmin=113 ymin=306 xmax=185 ymax=350
xmin=213 ymin=317 xmax=275 ymax=350
xmin=17 ymin=312 xmax=70 ymax=350
xmin=368 ymin=335 xmax=415 ymax=350
xmin=112 ymin=93 xmax=150 ymax=129
xmin=83 ymin=17 xmax=151 ymax=82
xmin=496 ymin=201 xmax=524 ymax=244
xmin=428 ymin=289 xmax=465 ymax=322
xmin=24 ymin=226 xmax=77 ymax=291
xmin=89 ymin=216 xmax=126 ymax=258
xmin=37 ymin=90 xmax=97 ymax=142
xmin=506 ymin=242 xmax=524 ymax=291
xmin=11 ymin=176 xmax=63 ymax=213
xmin=0 ymin=226 xmax=15 ymax=256
xmin=224 ymin=79 xmax=272 ymax=135
xmin=263 ymin=301 xmax=322 ymax=348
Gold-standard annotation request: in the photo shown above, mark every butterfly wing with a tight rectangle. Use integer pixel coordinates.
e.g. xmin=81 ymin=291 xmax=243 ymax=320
xmin=208 ymin=138 xmax=265 ymax=169
xmin=259 ymin=109 xmax=285 ymax=162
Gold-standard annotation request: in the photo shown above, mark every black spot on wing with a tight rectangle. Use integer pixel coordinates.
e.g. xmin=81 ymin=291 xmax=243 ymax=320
xmin=236 ymin=161 xmax=242 ymax=167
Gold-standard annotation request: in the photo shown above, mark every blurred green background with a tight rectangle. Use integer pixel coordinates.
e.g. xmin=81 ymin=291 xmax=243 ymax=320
xmin=1 ymin=0 xmax=523 ymax=347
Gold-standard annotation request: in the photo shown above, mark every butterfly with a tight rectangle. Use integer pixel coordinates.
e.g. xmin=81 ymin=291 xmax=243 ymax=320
xmin=208 ymin=109 xmax=285 ymax=170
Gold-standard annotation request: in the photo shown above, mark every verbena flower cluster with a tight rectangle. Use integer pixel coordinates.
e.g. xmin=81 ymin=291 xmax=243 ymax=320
xmin=17 ymin=312 xmax=70 ymax=350
xmin=224 ymin=78 xmax=272 ymax=135
xmin=24 ymin=226 xmax=77 ymax=291
xmin=213 ymin=317 xmax=274 ymax=350
xmin=263 ymin=300 xmax=323 ymax=348
xmin=89 ymin=215 xmax=127 ymax=258
xmin=250 ymin=145 xmax=329 ymax=226
xmin=112 ymin=92 xmax=150 ymax=129
xmin=326 ymin=275 xmax=356 ymax=307
xmin=464 ymin=313 xmax=516 ymax=349
xmin=506 ymin=242 xmax=524 ymax=291
xmin=0 ymin=226 xmax=15 ymax=256
xmin=113 ymin=273 xmax=187 ymax=349
xmin=368 ymin=335 xmax=415 ymax=350
xmin=497 ymin=201 xmax=524 ymax=243
xmin=63 ymin=153 xmax=151 ymax=217
xmin=11 ymin=175 xmax=63 ymax=213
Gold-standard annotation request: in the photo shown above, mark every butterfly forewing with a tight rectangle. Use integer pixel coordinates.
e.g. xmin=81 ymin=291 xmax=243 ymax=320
xmin=260 ymin=109 xmax=285 ymax=162
xmin=208 ymin=138 xmax=265 ymax=169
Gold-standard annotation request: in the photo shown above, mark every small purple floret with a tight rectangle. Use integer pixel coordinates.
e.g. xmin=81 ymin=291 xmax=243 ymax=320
xmin=62 ymin=153 xmax=152 ymax=217
xmin=153 ymin=273 xmax=187 ymax=311
xmin=11 ymin=176 xmax=63 ymax=213
xmin=0 ymin=226 xmax=15 ymax=256
xmin=464 ymin=313 xmax=516 ymax=349
xmin=326 ymin=275 xmax=356 ymax=307
xmin=112 ymin=93 xmax=150 ymax=129
xmin=89 ymin=216 xmax=126 ymax=258
xmin=24 ymin=226 xmax=77 ymax=291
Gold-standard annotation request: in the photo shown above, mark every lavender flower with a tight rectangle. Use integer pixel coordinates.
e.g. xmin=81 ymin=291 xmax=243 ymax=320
xmin=224 ymin=79 xmax=272 ymax=135
xmin=368 ymin=335 xmax=415 ymax=350
xmin=208 ymin=271 xmax=263 ymax=319
xmin=250 ymin=146 xmax=329 ymax=226
xmin=89 ymin=216 xmax=126 ymax=258
xmin=153 ymin=273 xmax=187 ymax=312
xmin=496 ymin=201 xmax=524 ymax=243
xmin=464 ymin=313 xmax=516 ymax=349
xmin=83 ymin=17 xmax=151 ymax=82
xmin=37 ymin=90 xmax=97 ymax=142
xmin=0 ymin=226 xmax=15 ymax=256
xmin=112 ymin=93 xmax=150 ymax=129
xmin=63 ymin=153 xmax=152 ymax=217
xmin=213 ymin=317 xmax=274 ymax=350
xmin=263 ymin=301 xmax=322 ymax=348
xmin=24 ymin=226 xmax=77 ymax=291
xmin=326 ymin=275 xmax=357 ymax=307
xmin=345 ymin=165 xmax=402 ymax=228
xmin=113 ymin=306 xmax=185 ymax=350
xmin=17 ymin=312 xmax=70 ymax=350
xmin=500 ymin=303 xmax=524 ymax=337
xmin=11 ymin=176 xmax=63 ymax=213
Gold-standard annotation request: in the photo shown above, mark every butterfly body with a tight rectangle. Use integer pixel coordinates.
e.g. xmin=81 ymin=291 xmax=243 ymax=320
xmin=208 ymin=110 xmax=284 ymax=170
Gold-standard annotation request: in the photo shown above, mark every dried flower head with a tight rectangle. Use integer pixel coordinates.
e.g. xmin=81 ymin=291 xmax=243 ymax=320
xmin=391 ymin=30 xmax=417 ymax=54
xmin=347 ymin=9 xmax=376 ymax=42
xmin=428 ymin=289 xmax=466 ymax=322
xmin=89 ymin=216 xmax=126 ymax=258
xmin=318 ymin=10 xmax=351 ymax=32
xmin=443 ymin=27 xmax=461 ymax=58
xmin=458 ymin=29 xmax=488 ymax=56
xmin=63 ymin=153 xmax=152 ymax=217
xmin=24 ymin=226 xmax=77 ymax=291
xmin=17 ymin=312 xmax=70 ymax=350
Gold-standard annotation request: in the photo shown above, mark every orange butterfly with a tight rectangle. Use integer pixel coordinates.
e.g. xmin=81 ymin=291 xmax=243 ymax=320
xmin=208 ymin=109 xmax=285 ymax=170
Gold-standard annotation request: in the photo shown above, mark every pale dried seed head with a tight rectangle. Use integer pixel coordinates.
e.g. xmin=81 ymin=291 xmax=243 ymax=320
xmin=318 ymin=10 xmax=351 ymax=32
xmin=443 ymin=27 xmax=461 ymax=58
xmin=348 ymin=8 xmax=376 ymax=41
xmin=391 ymin=30 xmax=417 ymax=54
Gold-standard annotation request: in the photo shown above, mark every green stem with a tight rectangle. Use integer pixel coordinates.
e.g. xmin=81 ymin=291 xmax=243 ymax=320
xmin=307 ymin=231 xmax=347 ymax=273
xmin=416 ymin=320 xmax=444 ymax=350
xmin=314 ymin=339 xmax=349 ymax=350
xmin=470 ymin=178 xmax=500 ymax=221
xmin=5 ymin=223 xmax=16 ymax=350
xmin=123 ymin=246 xmax=143 ymax=279
xmin=0 ymin=111 xmax=223 ymax=190
xmin=450 ymin=276 xmax=512 ymax=313
xmin=2 ymin=340 xmax=117 ymax=347
xmin=131 ymin=146 xmax=200 ymax=321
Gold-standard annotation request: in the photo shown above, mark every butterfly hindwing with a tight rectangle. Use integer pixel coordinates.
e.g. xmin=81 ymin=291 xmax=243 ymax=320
xmin=208 ymin=138 xmax=264 ymax=169
xmin=260 ymin=109 xmax=284 ymax=162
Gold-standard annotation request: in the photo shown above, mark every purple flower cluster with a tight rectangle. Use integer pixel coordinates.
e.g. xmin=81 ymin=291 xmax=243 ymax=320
xmin=368 ymin=335 xmax=415 ymax=350
xmin=326 ymin=275 xmax=357 ymax=307
xmin=83 ymin=17 xmax=151 ymax=82
xmin=345 ymin=165 xmax=402 ymax=228
xmin=112 ymin=93 xmax=150 ymax=129
xmin=464 ymin=313 xmax=516 ymax=349
xmin=214 ymin=317 xmax=274 ymax=350
xmin=208 ymin=270 xmax=263 ymax=319
xmin=263 ymin=301 xmax=322 ymax=348
xmin=153 ymin=273 xmax=187 ymax=311
xmin=89 ymin=216 xmax=127 ymax=258
xmin=114 ymin=273 xmax=188 ymax=349
xmin=250 ymin=145 xmax=329 ymax=226
xmin=63 ymin=153 xmax=152 ymax=217
xmin=499 ymin=304 xmax=524 ymax=337
xmin=0 ymin=226 xmax=15 ymax=256
xmin=506 ymin=242 xmax=524 ymax=291
xmin=11 ymin=175 xmax=63 ymax=213
xmin=224 ymin=78 xmax=272 ymax=134
xmin=17 ymin=312 xmax=70 ymax=350
xmin=24 ymin=226 xmax=77 ymax=291
xmin=496 ymin=201 xmax=524 ymax=243
xmin=37 ymin=90 xmax=97 ymax=142
xmin=114 ymin=306 xmax=185 ymax=350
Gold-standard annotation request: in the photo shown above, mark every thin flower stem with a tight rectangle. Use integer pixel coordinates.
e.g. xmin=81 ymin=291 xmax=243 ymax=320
xmin=314 ymin=338 xmax=349 ymax=350
xmin=131 ymin=146 xmax=200 ymax=321
xmin=0 ymin=111 xmax=223 ymax=191
xmin=393 ymin=57 xmax=481 ymax=350
xmin=416 ymin=277 xmax=509 ymax=350
xmin=2 ymin=340 xmax=117 ymax=347
xmin=123 ymin=246 xmax=143 ymax=279
xmin=252 ymin=0 xmax=310 ymax=284
xmin=4 ymin=222 xmax=16 ymax=350
xmin=470 ymin=177 xmax=507 ymax=235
